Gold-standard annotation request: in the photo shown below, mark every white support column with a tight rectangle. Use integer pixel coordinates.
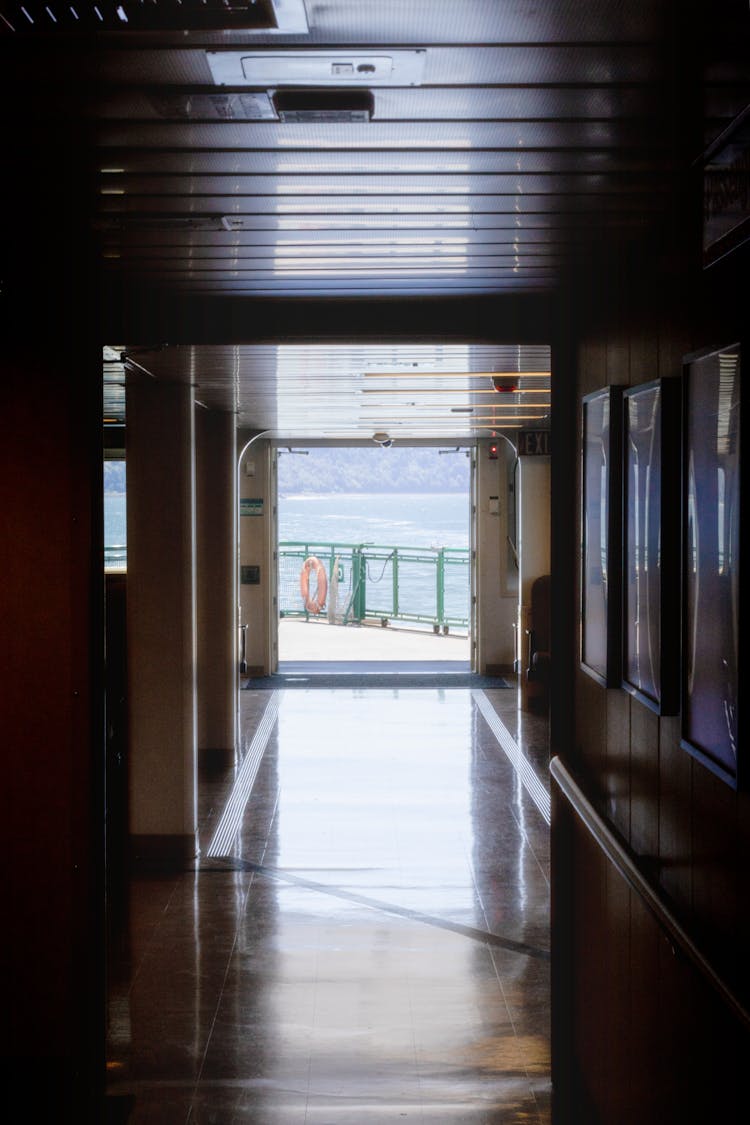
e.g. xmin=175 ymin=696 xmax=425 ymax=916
xmin=238 ymin=438 xmax=274 ymax=677
xmin=475 ymin=438 xmax=518 ymax=675
xmin=126 ymin=378 xmax=198 ymax=867
xmin=196 ymin=408 xmax=238 ymax=769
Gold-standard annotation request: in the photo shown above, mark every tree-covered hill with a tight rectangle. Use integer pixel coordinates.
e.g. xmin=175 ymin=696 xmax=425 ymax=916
xmin=104 ymin=445 xmax=472 ymax=495
xmin=278 ymin=445 xmax=471 ymax=495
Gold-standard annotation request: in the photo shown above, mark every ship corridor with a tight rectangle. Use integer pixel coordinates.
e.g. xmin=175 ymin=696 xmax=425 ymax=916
xmin=2 ymin=3 xmax=749 ymax=1124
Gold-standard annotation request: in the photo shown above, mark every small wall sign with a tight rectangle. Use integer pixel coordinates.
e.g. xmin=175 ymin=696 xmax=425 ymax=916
xmin=518 ymin=430 xmax=550 ymax=456
xmin=240 ymin=498 xmax=264 ymax=516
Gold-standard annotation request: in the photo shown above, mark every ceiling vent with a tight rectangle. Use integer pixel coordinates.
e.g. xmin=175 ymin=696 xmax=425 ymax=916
xmin=150 ymin=92 xmax=277 ymax=121
xmin=272 ymin=89 xmax=373 ymax=123
xmin=207 ymin=49 xmax=427 ymax=88
xmin=96 ymin=216 xmax=227 ymax=232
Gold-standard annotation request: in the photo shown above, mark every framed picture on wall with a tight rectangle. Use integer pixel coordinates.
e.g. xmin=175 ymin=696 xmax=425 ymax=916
xmin=681 ymin=343 xmax=742 ymax=787
xmin=580 ymin=385 xmax=623 ymax=686
xmin=621 ymin=378 xmax=680 ymax=714
xmin=701 ymin=104 xmax=750 ymax=268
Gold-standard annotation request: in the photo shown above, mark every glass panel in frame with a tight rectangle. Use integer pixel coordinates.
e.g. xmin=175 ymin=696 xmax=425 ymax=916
xmin=681 ymin=344 xmax=741 ymax=787
xmin=581 ymin=386 xmax=623 ymax=686
xmin=622 ymin=378 xmax=679 ymax=714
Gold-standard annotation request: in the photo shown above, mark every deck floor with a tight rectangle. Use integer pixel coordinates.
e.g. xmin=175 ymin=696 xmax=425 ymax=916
xmin=277 ymin=617 xmax=472 ymax=664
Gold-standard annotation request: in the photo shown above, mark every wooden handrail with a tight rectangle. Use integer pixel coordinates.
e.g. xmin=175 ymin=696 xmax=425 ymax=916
xmin=550 ymin=755 xmax=750 ymax=1032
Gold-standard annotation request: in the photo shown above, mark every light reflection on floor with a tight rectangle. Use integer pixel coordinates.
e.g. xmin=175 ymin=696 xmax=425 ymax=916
xmin=106 ymin=686 xmax=551 ymax=1123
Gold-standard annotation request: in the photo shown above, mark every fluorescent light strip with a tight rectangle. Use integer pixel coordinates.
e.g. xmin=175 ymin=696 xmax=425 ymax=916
xmin=276 ymin=203 xmax=472 ymax=214
xmin=360 ymin=405 xmax=551 ymax=413
xmin=472 ymin=690 xmax=551 ymax=825
xmin=206 ymin=692 xmax=281 ymax=857
xmin=360 ymin=414 xmax=549 ymax=423
xmin=363 ymin=371 xmax=550 ymax=379
xmin=361 ymin=388 xmax=550 ymax=395
xmin=275 ymin=218 xmax=475 ymax=228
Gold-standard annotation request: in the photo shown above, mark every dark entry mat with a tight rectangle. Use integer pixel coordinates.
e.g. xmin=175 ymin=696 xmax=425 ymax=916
xmin=242 ymin=665 xmax=512 ymax=690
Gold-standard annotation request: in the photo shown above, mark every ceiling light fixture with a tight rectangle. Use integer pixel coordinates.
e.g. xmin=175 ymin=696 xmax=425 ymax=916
xmin=363 ymin=371 xmax=550 ymax=379
xmin=360 ymin=388 xmax=550 ymax=395
xmin=272 ymin=88 xmax=374 ymax=123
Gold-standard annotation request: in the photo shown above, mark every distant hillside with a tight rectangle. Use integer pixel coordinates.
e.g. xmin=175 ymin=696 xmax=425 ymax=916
xmin=104 ymin=445 xmax=472 ymax=495
xmin=278 ymin=446 xmax=471 ymax=495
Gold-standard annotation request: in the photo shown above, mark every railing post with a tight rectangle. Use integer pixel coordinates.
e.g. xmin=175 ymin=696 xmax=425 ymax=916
xmin=436 ymin=547 xmax=445 ymax=630
xmin=304 ymin=542 xmax=310 ymax=620
xmin=392 ymin=548 xmax=399 ymax=619
xmin=352 ymin=547 xmax=366 ymax=624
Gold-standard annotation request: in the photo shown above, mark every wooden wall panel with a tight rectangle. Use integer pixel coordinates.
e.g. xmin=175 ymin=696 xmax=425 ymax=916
xmin=605 ymin=691 xmax=631 ymax=842
xmin=0 ymin=102 xmax=104 ymax=1119
xmin=626 ymin=884 xmax=661 ymax=1123
xmin=657 ymin=715 xmax=693 ymax=910
xmin=690 ymin=767 xmax=739 ymax=979
xmin=559 ymin=203 xmax=750 ymax=1120
xmin=628 ymin=702 xmax=660 ymax=862
xmin=575 ymin=669 xmax=608 ymax=805
xmin=601 ymin=865 xmax=631 ymax=1123
xmin=557 ymin=814 xmax=750 ymax=1124
xmin=627 ymin=326 xmax=660 ymax=389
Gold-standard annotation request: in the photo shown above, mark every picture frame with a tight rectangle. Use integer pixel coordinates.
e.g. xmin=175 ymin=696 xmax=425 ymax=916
xmin=621 ymin=378 xmax=680 ymax=715
xmin=580 ymin=385 xmax=624 ymax=686
xmin=680 ymin=343 xmax=742 ymax=787
xmin=701 ymin=104 xmax=750 ymax=268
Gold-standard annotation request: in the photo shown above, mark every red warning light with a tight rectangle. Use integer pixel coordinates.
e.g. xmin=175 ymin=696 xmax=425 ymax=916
xmin=492 ymin=376 xmax=519 ymax=394
xmin=488 ymin=442 xmax=498 ymax=460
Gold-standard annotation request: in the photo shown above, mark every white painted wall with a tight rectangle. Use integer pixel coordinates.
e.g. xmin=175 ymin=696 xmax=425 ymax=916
xmin=126 ymin=380 xmax=198 ymax=850
xmin=518 ymin=455 xmax=551 ymax=601
xmin=475 ymin=437 xmax=520 ymax=673
xmin=238 ymin=436 xmax=275 ymax=675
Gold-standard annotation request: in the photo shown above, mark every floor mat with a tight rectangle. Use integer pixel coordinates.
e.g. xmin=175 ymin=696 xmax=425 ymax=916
xmin=243 ymin=663 xmax=512 ymax=690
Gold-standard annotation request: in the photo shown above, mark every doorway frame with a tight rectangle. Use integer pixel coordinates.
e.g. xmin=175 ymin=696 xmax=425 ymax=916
xmin=269 ymin=438 xmax=478 ymax=673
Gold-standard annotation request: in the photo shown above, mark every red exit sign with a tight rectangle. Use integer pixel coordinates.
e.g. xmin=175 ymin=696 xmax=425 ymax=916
xmin=518 ymin=430 xmax=550 ymax=456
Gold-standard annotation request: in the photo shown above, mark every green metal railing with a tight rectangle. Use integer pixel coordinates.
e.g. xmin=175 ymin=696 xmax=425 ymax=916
xmin=279 ymin=540 xmax=470 ymax=633
xmin=105 ymin=545 xmax=127 ymax=570
xmin=105 ymin=539 xmax=471 ymax=632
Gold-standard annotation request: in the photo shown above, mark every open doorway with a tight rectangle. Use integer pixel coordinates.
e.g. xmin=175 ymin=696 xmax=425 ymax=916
xmin=275 ymin=443 xmax=474 ymax=672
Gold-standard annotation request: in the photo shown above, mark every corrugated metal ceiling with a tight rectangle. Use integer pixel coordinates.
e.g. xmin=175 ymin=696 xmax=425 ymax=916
xmin=104 ymin=342 xmax=552 ymax=441
xmin=4 ymin=0 xmax=747 ymax=439
xmin=58 ymin=1 xmax=684 ymax=302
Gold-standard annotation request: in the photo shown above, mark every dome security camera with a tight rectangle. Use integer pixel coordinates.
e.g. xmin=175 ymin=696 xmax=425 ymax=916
xmin=372 ymin=432 xmax=393 ymax=447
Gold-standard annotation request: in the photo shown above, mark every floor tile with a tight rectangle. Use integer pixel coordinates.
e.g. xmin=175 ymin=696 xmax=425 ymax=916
xmin=107 ymin=685 xmax=551 ymax=1122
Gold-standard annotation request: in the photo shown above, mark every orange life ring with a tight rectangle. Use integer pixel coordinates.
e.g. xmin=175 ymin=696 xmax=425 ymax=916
xmin=300 ymin=555 xmax=327 ymax=615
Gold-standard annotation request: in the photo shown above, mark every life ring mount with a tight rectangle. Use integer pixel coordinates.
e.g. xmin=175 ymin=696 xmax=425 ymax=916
xmin=300 ymin=555 xmax=327 ymax=615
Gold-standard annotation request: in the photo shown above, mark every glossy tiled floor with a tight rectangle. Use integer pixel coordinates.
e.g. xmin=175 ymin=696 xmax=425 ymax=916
xmin=106 ymin=684 xmax=551 ymax=1123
